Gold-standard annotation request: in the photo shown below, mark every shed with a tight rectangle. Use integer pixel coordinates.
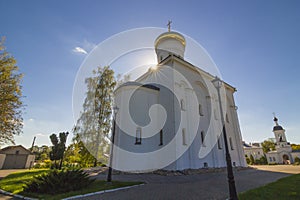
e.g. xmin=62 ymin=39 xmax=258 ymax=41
xmin=0 ymin=145 xmax=35 ymax=169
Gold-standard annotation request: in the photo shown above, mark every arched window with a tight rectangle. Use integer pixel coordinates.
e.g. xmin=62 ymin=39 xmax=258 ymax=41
xmin=218 ymin=137 xmax=222 ymax=149
xmin=135 ymin=127 xmax=142 ymax=144
xmin=229 ymin=137 xmax=234 ymax=150
xmin=226 ymin=113 xmax=229 ymax=123
xmin=182 ymin=128 xmax=187 ymax=145
xmin=199 ymin=104 xmax=204 ymax=116
xmin=201 ymin=131 xmax=205 ymax=147
xmin=181 ymin=99 xmax=186 ymax=111
xmin=214 ymin=109 xmax=218 ymax=120
xmin=159 ymin=129 xmax=163 ymax=146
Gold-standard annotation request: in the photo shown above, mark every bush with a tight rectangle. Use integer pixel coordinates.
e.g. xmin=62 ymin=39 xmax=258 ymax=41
xmin=23 ymin=169 xmax=95 ymax=194
xmin=246 ymin=157 xmax=251 ymax=165
xmin=294 ymin=157 xmax=300 ymax=163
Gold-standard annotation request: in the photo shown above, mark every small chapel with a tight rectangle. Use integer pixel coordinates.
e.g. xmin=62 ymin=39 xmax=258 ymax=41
xmin=112 ymin=27 xmax=247 ymax=172
xmin=265 ymin=117 xmax=300 ymax=164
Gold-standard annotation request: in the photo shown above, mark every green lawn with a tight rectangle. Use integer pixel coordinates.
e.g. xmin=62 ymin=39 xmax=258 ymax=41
xmin=239 ymin=173 xmax=300 ymax=200
xmin=0 ymin=169 xmax=143 ymax=200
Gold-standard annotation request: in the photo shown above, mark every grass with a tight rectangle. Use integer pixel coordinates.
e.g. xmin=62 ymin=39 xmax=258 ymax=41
xmin=0 ymin=169 xmax=143 ymax=200
xmin=239 ymin=173 xmax=300 ymax=200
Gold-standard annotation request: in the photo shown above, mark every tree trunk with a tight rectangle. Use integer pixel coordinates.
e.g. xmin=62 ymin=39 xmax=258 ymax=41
xmin=93 ymin=158 xmax=97 ymax=167
xmin=59 ymin=159 xmax=63 ymax=170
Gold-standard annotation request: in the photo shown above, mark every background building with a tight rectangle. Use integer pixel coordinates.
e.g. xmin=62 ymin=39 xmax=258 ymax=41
xmin=266 ymin=117 xmax=300 ymax=164
xmin=0 ymin=145 xmax=35 ymax=169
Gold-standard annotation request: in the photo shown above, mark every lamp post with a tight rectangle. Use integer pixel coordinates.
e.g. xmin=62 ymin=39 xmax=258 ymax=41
xmin=212 ymin=76 xmax=238 ymax=200
xmin=107 ymin=106 xmax=119 ymax=182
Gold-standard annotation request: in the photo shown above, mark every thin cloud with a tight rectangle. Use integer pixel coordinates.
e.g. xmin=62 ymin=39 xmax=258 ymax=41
xmin=35 ymin=133 xmax=48 ymax=137
xmin=73 ymin=47 xmax=88 ymax=55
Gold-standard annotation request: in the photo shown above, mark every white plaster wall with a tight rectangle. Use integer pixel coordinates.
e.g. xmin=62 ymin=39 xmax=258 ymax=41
xmin=156 ymin=38 xmax=185 ymax=59
xmin=25 ymin=155 xmax=35 ymax=168
xmin=113 ymin=55 xmax=246 ymax=171
xmin=0 ymin=154 xmax=6 ymax=169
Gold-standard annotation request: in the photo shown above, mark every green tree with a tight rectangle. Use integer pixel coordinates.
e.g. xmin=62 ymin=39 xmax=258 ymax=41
xmin=49 ymin=132 xmax=69 ymax=169
xmin=30 ymin=145 xmax=50 ymax=162
xmin=0 ymin=37 xmax=24 ymax=145
xmin=261 ymin=139 xmax=276 ymax=153
xmin=291 ymin=144 xmax=300 ymax=151
xmin=64 ymin=134 xmax=96 ymax=167
xmin=249 ymin=154 xmax=255 ymax=165
xmin=74 ymin=66 xmax=116 ymax=167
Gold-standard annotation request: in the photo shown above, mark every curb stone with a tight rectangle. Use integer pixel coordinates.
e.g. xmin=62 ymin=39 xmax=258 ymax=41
xmin=0 ymin=189 xmax=38 ymax=200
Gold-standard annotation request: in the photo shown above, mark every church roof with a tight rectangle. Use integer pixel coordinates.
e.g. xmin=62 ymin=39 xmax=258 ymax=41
xmin=154 ymin=31 xmax=186 ymax=48
xmin=273 ymin=125 xmax=284 ymax=131
xmin=115 ymin=81 xmax=160 ymax=93
xmin=273 ymin=116 xmax=284 ymax=131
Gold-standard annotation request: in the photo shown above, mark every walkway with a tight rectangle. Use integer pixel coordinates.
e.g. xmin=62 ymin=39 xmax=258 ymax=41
xmin=76 ymin=166 xmax=300 ymax=200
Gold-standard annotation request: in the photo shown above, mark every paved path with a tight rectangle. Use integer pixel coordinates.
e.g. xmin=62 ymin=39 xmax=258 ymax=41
xmin=252 ymin=165 xmax=300 ymax=174
xmin=77 ymin=166 xmax=300 ymax=200
xmin=0 ymin=166 xmax=299 ymax=200
xmin=0 ymin=169 xmax=25 ymax=179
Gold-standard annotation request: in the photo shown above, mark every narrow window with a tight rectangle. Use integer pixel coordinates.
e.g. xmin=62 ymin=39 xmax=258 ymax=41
xmin=269 ymin=157 xmax=272 ymax=162
xmin=229 ymin=137 xmax=234 ymax=150
xmin=201 ymin=131 xmax=205 ymax=147
xmin=135 ymin=127 xmax=142 ymax=144
xmin=226 ymin=113 xmax=229 ymax=123
xmin=159 ymin=129 xmax=163 ymax=146
xmin=233 ymin=162 xmax=236 ymax=167
xmin=258 ymin=151 xmax=260 ymax=155
xmin=273 ymin=157 xmax=276 ymax=161
xmin=182 ymin=128 xmax=187 ymax=145
xmin=181 ymin=99 xmax=185 ymax=111
xmin=214 ymin=109 xmax=218 ymax=120
xmin=218 ymin=137 xmax=222 ymax=149
xmin=16 ymin=150 xmax=19 ymax=155
xmin=199 ymin=104 xmax=204 ymax=116
xmin=160 ymin=56 xmax=163 ymax=61
xmin=203 ymin=162 xmax=208 ymax=168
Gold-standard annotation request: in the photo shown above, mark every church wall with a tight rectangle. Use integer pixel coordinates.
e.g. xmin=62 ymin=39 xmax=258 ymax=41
xmin=113 ymin=56 xmax=246 ymax=170
xmin=225 ymin=93 xmax=247 ymax=167
xmin=171 ymin=59 xmax=245 ymax=168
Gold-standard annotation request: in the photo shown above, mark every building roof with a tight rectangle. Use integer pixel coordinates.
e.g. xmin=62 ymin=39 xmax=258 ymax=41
xmin=154 ymin=31 xmax=186 ymax=48
xmin=115 ymin=81 xmax=160 ymax=93
xmin=273 ymin=117 xmax=284 ymax=131
xmin=273 ymin=126 xmax=284 ymax=131
xmin=0 ymin=145 xmax=32 ymax=154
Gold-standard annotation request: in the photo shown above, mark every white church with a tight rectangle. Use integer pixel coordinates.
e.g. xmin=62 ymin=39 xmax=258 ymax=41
xmin=265 ymin=117 xmax=300 ymax=164
xmin=112 ymin=29 xmax=247 ymax=172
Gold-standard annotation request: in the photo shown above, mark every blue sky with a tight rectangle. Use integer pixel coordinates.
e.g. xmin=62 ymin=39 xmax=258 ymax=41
xmin=0 ymin=0 xmax=299 ymax=147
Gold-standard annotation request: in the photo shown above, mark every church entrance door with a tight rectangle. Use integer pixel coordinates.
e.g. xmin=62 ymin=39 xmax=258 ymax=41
xmin=282 ymin=154 xmax=290 ymax=164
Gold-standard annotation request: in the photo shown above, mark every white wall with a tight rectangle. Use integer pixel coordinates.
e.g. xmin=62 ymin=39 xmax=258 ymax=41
xmin=0 ymin=154 xmax=6 ymax=169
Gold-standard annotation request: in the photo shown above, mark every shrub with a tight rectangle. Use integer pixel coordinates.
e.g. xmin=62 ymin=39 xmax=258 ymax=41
xmin=246 ymin=157 xmax=251 ymax=165
xmin=294 ymin=157 xmax=300 ymax=163
xmin=23 ymin=169 xmax=95 ymax=194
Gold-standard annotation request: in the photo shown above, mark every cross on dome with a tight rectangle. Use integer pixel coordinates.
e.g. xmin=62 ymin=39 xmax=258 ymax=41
xmin=167 ymin=20 xmax=172 ymax=32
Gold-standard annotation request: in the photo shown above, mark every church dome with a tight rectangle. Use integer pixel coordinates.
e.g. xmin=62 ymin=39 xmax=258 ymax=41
xmin=273 ymin=126 xmax=283 ymax=131
xmin=273 ymin=117 xmax=284 ymax=131
xmin=154 ymin=31 xmax=186 ymax=62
